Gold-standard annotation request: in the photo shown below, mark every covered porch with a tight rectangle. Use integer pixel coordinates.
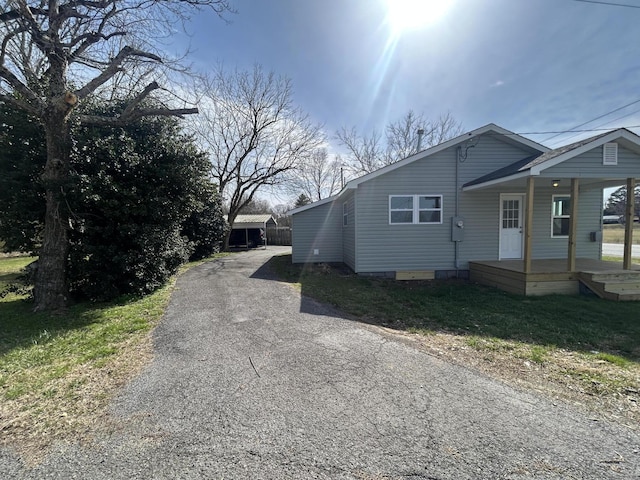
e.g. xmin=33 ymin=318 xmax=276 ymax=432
xmin=462 ymin=129 xmax=640 ymax=300
xmin=467 ymin=174 xmax=639 ymax=300
xmin=469 ymin=258 xmax=640 ymax=300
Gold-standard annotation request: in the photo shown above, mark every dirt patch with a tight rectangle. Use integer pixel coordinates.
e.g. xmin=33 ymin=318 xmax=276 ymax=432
xmin=376 ymin=327 xmax=640 ymax=431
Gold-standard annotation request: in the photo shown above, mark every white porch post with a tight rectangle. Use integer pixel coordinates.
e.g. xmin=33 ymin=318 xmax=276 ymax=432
xmin=567 ymin=178 xmax=579 ymax=272
xmin=623 ymin=177 xmax=636 ymax=270
xmin=524 ymin=176 xmax=535 ymax=274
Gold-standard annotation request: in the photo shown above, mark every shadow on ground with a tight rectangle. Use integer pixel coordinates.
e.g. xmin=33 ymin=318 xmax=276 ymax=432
xmin=257 ymin=254 xmax=640 ymax=362
xmin=0 ymin=295 xmax=142 ymax=358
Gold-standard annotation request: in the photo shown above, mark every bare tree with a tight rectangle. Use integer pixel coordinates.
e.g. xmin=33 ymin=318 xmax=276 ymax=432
xmin=272 ymin=202 xmax=292 ymax=227
xmin=192 ymin=65 xmax=324 ymax=248
xmin=338 ymin=110 xmax=463 ymax=175
xmin=238 ymin=197 xmax=272 ymax=214
xmin=0 ymin=0 xmax=233 ymax=310
xmin=335 ymin=126 xmax=384 ymax=176
xmin=285 ymin=148 xmax=342 ymax=202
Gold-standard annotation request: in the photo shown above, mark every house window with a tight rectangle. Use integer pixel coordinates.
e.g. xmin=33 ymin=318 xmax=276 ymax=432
xmin=389 ymin=195 xmax=442 ymax=224
xmin=343 ymin=202 xmax=348 ymax=226
xmin=552 ymin=195 xmax=570 ymax=237
xmin=390 ymin=196 xmax=414 ymax=224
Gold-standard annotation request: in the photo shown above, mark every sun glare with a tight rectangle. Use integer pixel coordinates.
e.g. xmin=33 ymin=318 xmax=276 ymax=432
xmin=385 ymin=0 xmax=452 ymax=33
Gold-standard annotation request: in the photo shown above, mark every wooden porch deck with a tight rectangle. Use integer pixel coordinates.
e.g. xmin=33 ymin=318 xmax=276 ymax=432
xmin=469 ymin=258 xmax=640 ymax=300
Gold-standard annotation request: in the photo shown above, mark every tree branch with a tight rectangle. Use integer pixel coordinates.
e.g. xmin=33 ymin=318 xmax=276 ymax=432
xmin=0 ymin=66 xmax=42 ymax=110
xmin=0 ymin=93 xmax=40 ymax=115
xmin=0 ymin=27 xmax=27 ymax=66
xmin=74 ymin=46 xmax=162 ymax=99
xmin=0 ymin=6 xmax=48 ymax=22
xmin=78 ymin=107 xmax=198 ymax=126
xmin=121 ymin=81 xmax=159 ymax=116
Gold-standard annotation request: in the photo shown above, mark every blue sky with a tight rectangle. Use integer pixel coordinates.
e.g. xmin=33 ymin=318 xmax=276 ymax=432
xmin=178 ymin=0 xmax=640 ymax=152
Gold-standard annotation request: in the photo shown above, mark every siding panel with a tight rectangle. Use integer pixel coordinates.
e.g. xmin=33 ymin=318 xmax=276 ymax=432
xmin=527 ymin=186 xmax=602 ymax=260
xmin=355 ymin=133 xmax=540 ymax=272
xmin=541 ymin=144 xmax=640 ymax=179
xmin=343 ymin=193 xmax=356 ymax=270
xmin=291 ymin=202 xmax=343 ymax=263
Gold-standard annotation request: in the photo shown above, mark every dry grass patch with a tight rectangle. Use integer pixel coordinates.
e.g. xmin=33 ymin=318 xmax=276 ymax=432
xmin=603 ymin=224 xmax=640 ymax=244
xmin=0 ymin=285 xmax=171 ymax=462
xmin=1 ymin=334 xmax=155 ymax=462
xmin=0 ymin=254 xmax=227 ymax=462
xmin=407 ymin=332 xmax=639 ymax=429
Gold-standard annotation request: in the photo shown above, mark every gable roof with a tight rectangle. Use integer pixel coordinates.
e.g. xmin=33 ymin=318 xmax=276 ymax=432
xmin=463 ymin=128 xmax=640 ymax=190
xmin=339 ymin=123 xmax=547 ymax=191
xmin=289 ymin=123 xmax=547 ymax=215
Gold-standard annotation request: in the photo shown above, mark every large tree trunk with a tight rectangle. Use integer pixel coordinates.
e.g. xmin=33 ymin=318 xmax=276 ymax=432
xmin=33 ymin=112 xmax=71 ymax=311
xmin=223 ymin=210 xmax=237 ymax=251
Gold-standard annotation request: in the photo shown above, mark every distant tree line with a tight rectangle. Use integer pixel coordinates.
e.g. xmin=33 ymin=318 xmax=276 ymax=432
xmin=604 ymin=185 xmax=640 ymax=217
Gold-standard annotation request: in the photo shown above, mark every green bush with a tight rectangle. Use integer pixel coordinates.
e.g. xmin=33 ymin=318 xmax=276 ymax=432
xmin=0 ymin=100 xmax=226 ymax=301
xmin=182 ymin=194 xmax=229 ymax=261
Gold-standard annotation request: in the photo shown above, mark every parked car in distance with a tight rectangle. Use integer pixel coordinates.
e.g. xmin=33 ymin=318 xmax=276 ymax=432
xmin=603 ymin=215 xmax=621 ymax=224
xmin=604 ymin=215 xmax=640 ymax=224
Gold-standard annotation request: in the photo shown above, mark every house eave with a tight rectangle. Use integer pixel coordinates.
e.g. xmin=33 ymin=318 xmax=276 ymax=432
xmin=288 ymin=193 xmax=344 ymax=215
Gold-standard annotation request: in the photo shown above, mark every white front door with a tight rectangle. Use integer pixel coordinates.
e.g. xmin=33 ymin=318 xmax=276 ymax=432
xmin=500 ymin=194 xmax=524 ymax=259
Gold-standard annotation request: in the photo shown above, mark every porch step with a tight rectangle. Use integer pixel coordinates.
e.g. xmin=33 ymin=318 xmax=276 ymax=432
xmin=582 ymin=271 xmax=640 ymax=282
xmin=579 ymin=271 xmax=640 ymax=301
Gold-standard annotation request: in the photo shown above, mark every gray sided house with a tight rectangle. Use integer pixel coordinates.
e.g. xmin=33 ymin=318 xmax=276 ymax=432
xmin=289 ymin=124 xmax=640 ymax=300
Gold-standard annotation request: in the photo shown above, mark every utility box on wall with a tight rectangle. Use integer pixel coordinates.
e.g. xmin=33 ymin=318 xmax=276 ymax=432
xmin=451 ymin=216 xmax=465 ymax=242
xmin=590 ymin=230 xmax=602 ymax=242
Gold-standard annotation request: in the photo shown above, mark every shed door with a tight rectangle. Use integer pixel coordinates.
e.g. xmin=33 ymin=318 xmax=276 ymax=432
xmin=499 ymin=194 xmax=524 ymax=259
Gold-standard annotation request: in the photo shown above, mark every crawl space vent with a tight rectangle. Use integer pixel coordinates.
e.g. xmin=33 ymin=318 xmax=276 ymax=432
xmin=603 ymin=142 xmax=618 ymax=165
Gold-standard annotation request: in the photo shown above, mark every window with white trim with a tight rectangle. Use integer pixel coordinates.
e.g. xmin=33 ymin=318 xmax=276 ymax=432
xmin=343 ymin=201 xmax=348 ymax=226
xmin=389 ymin=195 xmax=442 ymax=224
xmin=551 ymin=195 xmax=570 ymax=237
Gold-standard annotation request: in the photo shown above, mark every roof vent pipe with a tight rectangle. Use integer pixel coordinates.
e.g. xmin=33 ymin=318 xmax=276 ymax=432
xmin=416 ymin=128 xmax=425 ymax=152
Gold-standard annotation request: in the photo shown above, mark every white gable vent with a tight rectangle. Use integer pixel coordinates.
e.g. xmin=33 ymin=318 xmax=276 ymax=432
xmin=603 ymin=142 xmax=618 ymax=165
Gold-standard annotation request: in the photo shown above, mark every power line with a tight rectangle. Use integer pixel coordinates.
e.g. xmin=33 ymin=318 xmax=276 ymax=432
xmin=572 ymin=0 xmax=640 ymax=8
xmin=540 ymin=97 xmax=640 ymax=143
xmin=546 ymin=107 xmax=640 ymax=146
xmin=515 ymin=125 xmax=640 ymax=136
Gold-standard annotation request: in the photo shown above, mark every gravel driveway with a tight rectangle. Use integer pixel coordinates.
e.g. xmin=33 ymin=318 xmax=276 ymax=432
xmin=2 ymin=247 xmax=639 ymax=479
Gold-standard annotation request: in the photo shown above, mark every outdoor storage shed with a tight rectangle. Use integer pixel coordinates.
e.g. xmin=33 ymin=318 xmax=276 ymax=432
xmin=228 ymin=214 xmax=277 ymax=248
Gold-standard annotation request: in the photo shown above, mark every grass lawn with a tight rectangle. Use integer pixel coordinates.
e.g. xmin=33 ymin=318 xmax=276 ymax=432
xmin=0 ymin=253 xmax=227 ymax=459
xmin=271 ymin=254 xmax=640 ymax=428
xmin=602 ymin=255 xmax=640 ymax=263
xmin=603 ymin=224 xmax=640 ymax=244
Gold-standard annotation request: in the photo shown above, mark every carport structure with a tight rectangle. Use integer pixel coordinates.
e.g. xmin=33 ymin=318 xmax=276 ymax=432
xmin=228 ymin=214 xmax=276 ymax=249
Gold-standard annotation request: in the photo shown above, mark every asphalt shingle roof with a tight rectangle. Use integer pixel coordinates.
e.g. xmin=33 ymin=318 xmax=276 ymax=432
xmin=464 ymin=128 xmax=627 ymax=188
